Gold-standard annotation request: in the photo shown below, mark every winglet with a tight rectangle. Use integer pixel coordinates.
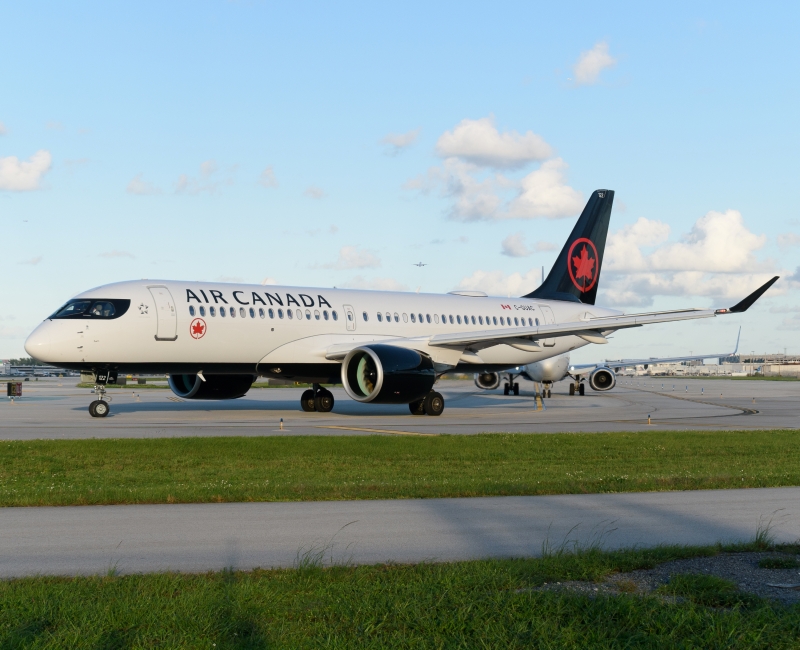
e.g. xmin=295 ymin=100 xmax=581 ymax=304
xmin=715 ymin=276 xmax=779 ymax=314
xmin=733 ymin=327 xmax=741 ymax=355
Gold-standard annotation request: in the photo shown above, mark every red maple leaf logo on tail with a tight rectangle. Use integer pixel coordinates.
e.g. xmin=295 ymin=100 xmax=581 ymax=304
xmin=572 ymin=246 xmax=595 ymax=283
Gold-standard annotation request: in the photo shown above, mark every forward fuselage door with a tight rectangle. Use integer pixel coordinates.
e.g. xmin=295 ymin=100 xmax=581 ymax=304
xmin=148 ymin=285 xmax=178 ymax=341
xmin=539 ymin=305 xmax=556 ymax=347
xmin=343 ymin=304 xmax=356 ymax=332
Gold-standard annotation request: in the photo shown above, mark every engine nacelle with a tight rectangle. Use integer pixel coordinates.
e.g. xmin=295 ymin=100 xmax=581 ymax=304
xmin=474 ymin=372 xmax=501 ymax=390
xmin=341 ymin=344 xmax=435 ymax=404
xmin=589 ymin=367 xmax=616 ymax=391
xmin=168 ymin=374 xmax=256 ymax=400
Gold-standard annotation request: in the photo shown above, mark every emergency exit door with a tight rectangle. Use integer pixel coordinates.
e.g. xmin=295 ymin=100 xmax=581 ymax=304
xmin=148 ymin=286 xmax=178 ymax=341
xmin=343 ymin=305 xmax=356 ymax=331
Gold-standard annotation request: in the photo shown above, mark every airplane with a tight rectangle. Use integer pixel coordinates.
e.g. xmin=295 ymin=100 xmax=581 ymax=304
xmin=474 ymin=328 xmax=741 ymax=397
xmin=24 ymin=190 xmax=779 ymax=418
xmin=413 ymin=262 xmax=428 ymax=267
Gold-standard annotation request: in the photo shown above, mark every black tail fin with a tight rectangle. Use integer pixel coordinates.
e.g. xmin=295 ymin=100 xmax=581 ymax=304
xmin=523 ymin=189 xmax=614 ymax=305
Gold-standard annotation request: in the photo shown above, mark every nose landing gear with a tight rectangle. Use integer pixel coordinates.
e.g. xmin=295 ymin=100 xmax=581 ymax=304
xmin=300 ymin=384 xmax=335 ymax=413
xmin=88 ymin=370 xmax=116 ymax=417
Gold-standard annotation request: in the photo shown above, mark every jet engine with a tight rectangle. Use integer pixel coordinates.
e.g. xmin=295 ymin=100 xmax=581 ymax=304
xmin=588 ymin=367 xmax=616 ymax=391
xmin=474 ymin=372 xmax=501 ymax=390
xmin=341 ymin=344 xmax=435 ymax=404
xmin=167 ymin=374 xmax=256 ymax=399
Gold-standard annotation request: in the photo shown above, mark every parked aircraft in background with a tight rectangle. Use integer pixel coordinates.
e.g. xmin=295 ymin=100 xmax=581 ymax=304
xmin=24 ymin=190 xmax=778 ymax=418
xmin=474 ymin=329 xmax=741 ymax=397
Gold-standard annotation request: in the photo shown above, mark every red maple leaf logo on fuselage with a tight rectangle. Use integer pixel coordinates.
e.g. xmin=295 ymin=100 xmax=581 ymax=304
xmin=192 ymin=321 xmax=205 ymax=336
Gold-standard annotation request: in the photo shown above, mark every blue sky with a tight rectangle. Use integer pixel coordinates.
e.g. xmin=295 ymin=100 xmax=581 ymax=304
xmin=1 ymin=0 xmax=798 ymax=360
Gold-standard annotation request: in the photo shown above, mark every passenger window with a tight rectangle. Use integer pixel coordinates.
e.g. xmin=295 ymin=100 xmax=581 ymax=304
xmin=210 ymin=306 xmax=216 ymax=317
xmin=323 ymin=310 xmax=329 ymax=320
xmin=418 ymin=313 xmax=423 ymax=323
xmin=314 ymin=310 xmax=320 ymax=320
xmin=426 ymin=314 xmax=431 ymax=323
xmin=278 ymin=309 xmax=284 ymax=319
xmin=449 ymin=315 xmax=454 ymax=324
xmin=287 ymin=309 xmax=293 ymax=319
xmin=514 ymin=317 xmax=519 ymax=326
xmin=231 ymin=307 xmax=237 ymax=318
xmin=434 ymin=314 xmax=439 ymax=324
xmin=385 ymin=312 xmax=391 ymax=322
xmin=240 ymin=307 xmax=246 ymax=318
xmin=200 ymin=306 xmax=206 ymax=317
xmin=377 ymin=313 xmax=383 ymax=322
xmin=528 ymin=317 xmax=532 ymax=326
xmin=457 ymin=315 xmax=462 ymax=324
xmin=471 ymin=315 xmax=476 ymax=325
xmin=402 ymin=313 xmax=408 ymax=323
xmin=249 ymin=308 xmax=255 ymax=318
xmin=347 ymin=311 xmax=353 ymax=321
xmin=393 ymin=313 xmax=399 ymax=322
xmin=189 ymin=306 xmax=196 ymax=317
xmin=363 ymin=311 xmax=369 ymax=321
xmin=268 ymin=308 xmax=274 ymax=318
xmin=499 ymin=316 xmax=504 ymax=325
xmin=259 ymin=308 xmax=265 ymax=318
xmin=296 ymin=309 xmax=302 ymax=320
xmin=478 ymin=315 xmax=483 ymax=325
xmin=220 ymin=307 xmax=226 ymax=318
xmin=493 ymin=316 xmax=497 ymax=325
xmin=332 ymin=311 xmax=338 ymax=320
xmin=410 ymin=313 xmax=416 ymax=323
xmin=306 ymin=309 xmax=311 ymax=320
xmin=535 ymin=318 xmax=540 ymax=326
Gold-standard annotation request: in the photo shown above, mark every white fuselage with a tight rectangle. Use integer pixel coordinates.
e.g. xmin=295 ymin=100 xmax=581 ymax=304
xmin=25 ymin=280 xmax=621 ymax=379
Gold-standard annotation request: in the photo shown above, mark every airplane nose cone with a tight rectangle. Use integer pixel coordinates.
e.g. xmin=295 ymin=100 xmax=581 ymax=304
xmin=25 ymin=324 xmax=51 ymax=362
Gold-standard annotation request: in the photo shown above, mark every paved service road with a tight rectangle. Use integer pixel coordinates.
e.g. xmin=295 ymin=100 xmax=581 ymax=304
xmin=1 ymin=488 xmax=798 ymax=577
xmin=1 ymin=377 xmax=798 ymax=438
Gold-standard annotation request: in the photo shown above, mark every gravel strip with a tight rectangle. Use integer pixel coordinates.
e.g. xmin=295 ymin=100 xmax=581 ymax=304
xmin=532 ymin=552 xmax=800 ymax=605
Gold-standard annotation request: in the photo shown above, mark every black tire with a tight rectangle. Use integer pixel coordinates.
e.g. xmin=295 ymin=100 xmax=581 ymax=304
xmin=423 ymin=391 xmax=445 ymax=416
xmin=547 ymin=389 xmax=552 ymax=398
xmin=579 ymin=383 xmax=585 ymax=396
xmin=569 ymin=384 xmax=575 ymax=396
xmin=300 ymin=389 xmax=316 ymax=412
xmin=409 ymin=399 xmax=425 ymax=415
xmin=89 ymin=400 xmax=109 ymax=418
xmin=503 ymin=384 xmax=510 ymax=396
xmin=314 ymin=391 xmax=334 ymax=413
xmin=513 ymin=383 xmax=520 ymax=396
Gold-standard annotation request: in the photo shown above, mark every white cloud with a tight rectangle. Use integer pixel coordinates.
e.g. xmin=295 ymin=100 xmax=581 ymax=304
xmin=534 ymin=240 xmax=557 ymax=252
xmin=501 ymin=232 xmax=531 ymax=257
xmin=126 ymin=173 xmax=161 ymax=195
xmin=19 ymin=256 xmax=42 ymax=265
xmin=343 ymin=276 xmax=408 ymax=291
xmin=504 ymin=158 xmax=585 ymax=219
xmin=322 ymin=246 xmax=380 ymax=270
xmin=0 ymin=150 xmax=52 ymax=191
xmin=601 ymin=210 xmax=778 ymax=307
xmin=777 ymin=232 xmax=800 ymax=250
xmin=259 ymin=165 xmax=278 ymax=188
xmin=46 ymin=120 xmax=64 ymax=131
xmin=261 ymin=277 xmax=277 ymax=285
xmin=456 ymin=268 xmax=541 ymax=297
xmin=99 ymin=250 xmax=134 ymax=259
xmin=0 ymin=122 xmax=6 ymax=136
xmin=381 ymin=128 xmax=420 ymax=155
xmin=573 ymin=41 xmax=616 ymax=86
xmin=174 ymin=160 xmax=232 ymax=194
xmin=305 ymin=185 xmax=326 ymax=199
xmin=435 ymin=116 xmax=552 ymax=169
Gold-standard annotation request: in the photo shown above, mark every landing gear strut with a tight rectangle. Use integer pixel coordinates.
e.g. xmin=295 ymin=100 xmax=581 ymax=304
xmin=503 ymin=381 xmax=520 ymax=395
xmin=300 ymin=384 xmax=335 ymax=413
xmin=409 ymin=391 xmax=445 ymax=416
xmin=88 ymin=370 xmax=115 ymax=417
xmin=568 ymin=379 xmax=585 ymax=396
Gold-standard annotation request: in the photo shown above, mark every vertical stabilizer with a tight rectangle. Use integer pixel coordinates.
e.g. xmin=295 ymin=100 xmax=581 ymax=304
xmin=524 ymin=189 xmax=614 ymax=305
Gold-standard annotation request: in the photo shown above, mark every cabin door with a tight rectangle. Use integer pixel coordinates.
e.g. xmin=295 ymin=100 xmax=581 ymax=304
xmin=539 ymin=305 xmax=556 ymax=347
xmin=148 ymin=286 xmax=178 ymax=341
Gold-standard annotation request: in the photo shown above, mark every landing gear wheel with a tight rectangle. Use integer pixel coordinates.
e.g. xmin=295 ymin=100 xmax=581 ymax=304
xmin=513 ymin=383 xmax=520 ymax=396
xmin=579 ymin=383 xmax=585 ymax=396
xmin=314 ymin=390 xmax=334 ymax=413
xmin=300 ymin=389 xmax=316 ymax=412
xmin=503 ymin=384 xmax=510 ymax=396
xmin=89 ymin=400 xmax=109 ymax=418
xmin=547 ymin=389 xmax=552 ymax=398
xmin=423 ymin=391 xmax=445 ymax=416
xmin=409 ymin=399 xmax=425 ymax=415
xmin=569 ymin=384 xmax=575 ymax=396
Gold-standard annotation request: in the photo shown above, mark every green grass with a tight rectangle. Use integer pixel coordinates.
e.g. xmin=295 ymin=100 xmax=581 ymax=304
xmin=1 ymin=544 xmax=798 ymax=649
xmin=758 ymin=556 xmax=800 ymax=569
xmin=1 ymin=430 xmax=799 ymax=507
xmin=657 ymin=574 xmax=761 ymax=608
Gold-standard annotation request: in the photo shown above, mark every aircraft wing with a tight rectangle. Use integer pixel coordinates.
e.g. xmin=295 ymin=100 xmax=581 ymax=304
xmin=427 ymin=276 xmax=776 ymax=349
xmin=567 ymin=327 xmax=742 ymax=375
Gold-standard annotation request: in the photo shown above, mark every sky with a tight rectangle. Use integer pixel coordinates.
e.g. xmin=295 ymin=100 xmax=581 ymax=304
xmin=1 ymin=0 xmax=799 ymax=361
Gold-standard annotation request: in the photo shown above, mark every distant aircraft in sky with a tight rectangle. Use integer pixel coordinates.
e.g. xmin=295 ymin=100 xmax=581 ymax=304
xmin=413 ymin=262 xmax=427 ymax=267
xmin=25 ymin=190 xmax=777 ymax=419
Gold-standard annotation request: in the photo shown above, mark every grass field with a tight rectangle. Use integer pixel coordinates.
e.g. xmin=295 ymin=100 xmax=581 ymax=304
xmin=1 ymin=542 xmax=798 ymax=649
xmin=1 ymin=430 xmax=798 ymax=507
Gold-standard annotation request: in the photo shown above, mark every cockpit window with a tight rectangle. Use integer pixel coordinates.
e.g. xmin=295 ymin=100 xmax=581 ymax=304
xmin=50 ymin=299 xmax=131 ymax=320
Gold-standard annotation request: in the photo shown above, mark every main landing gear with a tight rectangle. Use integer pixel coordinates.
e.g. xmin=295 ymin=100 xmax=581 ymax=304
xmin=568 ymin=379 xmax=585 ymax=396
xmin=300 ymin=384 xmax=335 ymax=413
xmin=409 ymin=391 xmax=445 ymax=416
xmin=503 ymin=381 xmax=520 ymax=396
